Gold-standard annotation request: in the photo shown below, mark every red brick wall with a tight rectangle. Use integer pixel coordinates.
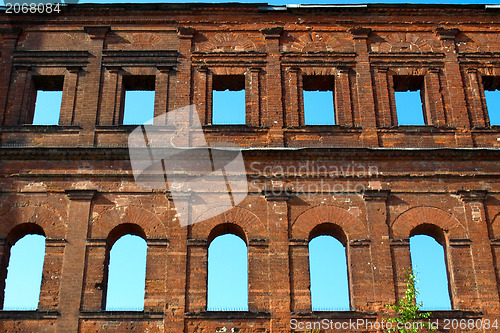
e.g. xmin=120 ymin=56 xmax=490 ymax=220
xmin=0 ymin=3 xmax=499 ymax=332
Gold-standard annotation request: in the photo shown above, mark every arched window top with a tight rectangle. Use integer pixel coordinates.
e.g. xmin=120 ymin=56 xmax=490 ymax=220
xmin=410 ymin=223 xmax=445 ymax=246
xmin=7 ymin=223 xmax=45 ymax=246
xmin=208 ymin=223 xmax=247 ymax=246
xmin=309 ymin=222 xmax=347 ymax=246
xmin=107 ymin=223 xmax=146 ymax=248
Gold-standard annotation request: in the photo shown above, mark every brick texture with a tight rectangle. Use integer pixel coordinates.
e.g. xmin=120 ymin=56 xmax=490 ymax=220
xmin=0 ymin=3 xmax=500 ymax=333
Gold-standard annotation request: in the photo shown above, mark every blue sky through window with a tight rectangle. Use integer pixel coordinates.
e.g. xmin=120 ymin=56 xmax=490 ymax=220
xmin=304 ymin=91 xmax=335 ymax=125
xmin=410 ymin=235 xmax=452 ymax=310
xmin=123 ymin=90 xmax=155 ymax=125
xmin=3 ymin=234 xmax=45 ymax=310
xmin=212 ymin=90 xmax=246 ymax=125
xmin=309 ymin=235 xmax=349 ymax=311
xmin=105 ymin=234 xmax=147 ymax=311
xmin=485 ymin=90 xmax=500 ymax=125
xmin=32 ymin=91 xmax=62 ymax=125
xmin=207 ymin=234 xmax=248 ymax=311
xmin=395 ymin=91 xmax=425 ymax=125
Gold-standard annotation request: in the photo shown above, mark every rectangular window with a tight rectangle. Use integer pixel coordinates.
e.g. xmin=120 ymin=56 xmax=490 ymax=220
xmin=29 ymin=76 xmax=64 ymax=125
xmin=483 ymin=76 xmax=500 ymax=126
xmin=122 ymin=76 xmax=155 ymax=125
xmin=393 ymin=75 xmax=426 ymax=126
xmin=212 ymin=75 xmax=245 ymax=125
xmin=303 ymin=75 xmax=335 ymax=125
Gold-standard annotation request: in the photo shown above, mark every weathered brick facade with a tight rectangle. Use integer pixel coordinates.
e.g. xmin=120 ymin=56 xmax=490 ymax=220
xmin=0 ymin=3 xmax=500 ymax=332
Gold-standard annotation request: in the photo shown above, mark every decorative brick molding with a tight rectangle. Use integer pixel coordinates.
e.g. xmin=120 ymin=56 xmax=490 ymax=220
xmin=391 ymin=206 xmax=467 ymax=240
xmin=292 ymin=205 xmax=367 ymax=240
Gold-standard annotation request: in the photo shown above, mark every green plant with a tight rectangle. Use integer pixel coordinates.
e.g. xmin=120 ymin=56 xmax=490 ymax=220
xmin=385 ymin=270 xmax=435 ymax=333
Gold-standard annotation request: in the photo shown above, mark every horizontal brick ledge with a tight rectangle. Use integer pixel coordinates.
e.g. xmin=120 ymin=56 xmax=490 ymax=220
xmin=185 ymin=311 xmax=271 ymax=319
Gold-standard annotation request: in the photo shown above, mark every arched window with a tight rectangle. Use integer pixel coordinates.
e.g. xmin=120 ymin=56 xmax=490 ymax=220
xmin=207 ymin=224 xmax=248 ymax=311
xmin=2 ymin=224 xmax=46 ymax=310
xmin=105 ymin=224 xmax=147 ymax=311
xmin=309 ymin=223 xmax=350 ymax=311
xmin=410 ymin=225 xmax=452 ymax=310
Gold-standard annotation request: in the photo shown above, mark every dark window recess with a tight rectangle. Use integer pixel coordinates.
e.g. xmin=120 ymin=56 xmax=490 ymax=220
xmin=212 ymin=75 xmax=246 ymax=125
xmin=303 ymin=75 xmax=335 ymax=126
xmin=121 ymin=75 xmax=155 ymax=125
xmin=483 ymin=76 xmax=500 ymax=126
xmin=28 ymin=76 xmax=64 ymax=125
xmin=393 ymin=75 xmax=426 ymax=126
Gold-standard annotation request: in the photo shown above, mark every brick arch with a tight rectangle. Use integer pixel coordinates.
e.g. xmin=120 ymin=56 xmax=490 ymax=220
xmin=198 ymin=33 xmax=256 ymax=52
xmin=291 ymin=205 xmax=366 ymax=240
xmin=190 ymin=206 xmax=267 ymax=240
xmin=369 ymin=32 xmax=439 ymax=53
xmin=301 ymin=67 xmax=337 ymax=76
xmin=290 ymin=32 xmax=353 ymax=52
xmin=391 ymin=206 xmax=467 ymax=240
xmin=90 ymin=205 xmax=166 ymax=239
xmin=0 ymin=205 xmax=65 ymax=240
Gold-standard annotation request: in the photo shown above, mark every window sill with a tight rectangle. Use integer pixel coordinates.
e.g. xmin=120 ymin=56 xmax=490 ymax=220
xmin=287 ymin=125 xmax=362 ymax=133
xmin=472 ymin=126 xmax=500 ymax=132
xmin=79 ymin=311 xmax=164 ymax=319
xmin=427 ymin=310 xmax=483 ymax=319
xmin=95 ymin=125 xmax=176 ymax=132
xmin=0 ymin=125 xmax=81 ymax=133
xmin=292 ymin=310 xmax=377 ymax=319
xmin=0 ymin=310 xmax=59 ymax=319
xmin=202 ymin=125 xmax=268 ymax=132
xmin=379 ymin=125 xmax=456 ymax=133
xmin=185 ymin=311 xmax=271 ymax=319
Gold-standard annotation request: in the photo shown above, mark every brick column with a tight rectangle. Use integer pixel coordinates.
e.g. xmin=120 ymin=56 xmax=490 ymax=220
xmin=78 ymin=26 xmax=109 ymax=145
xmin=289 ymin=239 xmax=310 ymax=312
xmin=4 ymin=66 xmax=32 ymax=125
xmin=59 ymin=67 xmax=81 ymax=126
xmin=350 ymin=27 xmax=378 ymax=146
xmin=285 ymin=67 xmax=300 ymax=128
xmin=465 ymin=68 xmax=488 ymax=127
xmin=154 ymin=66 xmax=171 ymax=122
xmin=435 ymin=28 xmax=472 ymax=146
xmin=247 ymin=67 xmax=261 ymax=127
xmin=264 ymin=192 xmax=290 ymax=331
xmin=363 ymin=190 xmax=395 ymax=311
xmin=261 ymin=27 xmax=284 ymax=146
xmin=0 ymin=28 xmax=21 ymax=125
xmin=144 ymin=239 xmax=169 ymax=312
xmin=458 ymin=190 xmax=500 ymax=313
xmin=38 ymin=239 xmax=65 ymax=311
xmin=99 ymin=66 xmax=121 ymax=125
xmin=185 ymin=240 xmax=207 ymax=312
xmin=164 ymin=196 xmax=188 ymax=332
xmin=57 ymin=190 xmax=96 ymax=332
xmin=335 ymin=66 xmax=354 ymax=127
xmin=175 ymin=27 xmax=195 ymax=110
xmin=0 ymin=239 xmax=10 ymax=308
xmin=424 ymin=68 xmax=446 ymax=126
xmin=15 ymin=66 xmax=34 ymax=125
xmin=80 ymin=240 xmax=106 ymax=311
xmin=194 ymin=66 xmax=209 ymax=125
xmin=373 ymin=67 xmax=394 ymax=127
xmin=389 ymin=239 xmax=412 ymax=302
